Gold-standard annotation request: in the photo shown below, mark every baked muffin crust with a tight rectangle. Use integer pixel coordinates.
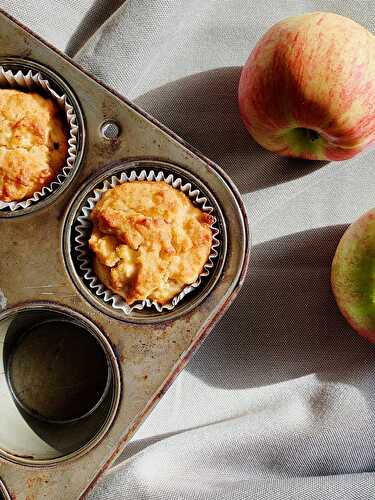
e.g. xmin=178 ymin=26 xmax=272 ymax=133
xmin=89 ymin=181 xmax=214 ymax=305
xmin=0 ymin=89 xmax=68 ymax=202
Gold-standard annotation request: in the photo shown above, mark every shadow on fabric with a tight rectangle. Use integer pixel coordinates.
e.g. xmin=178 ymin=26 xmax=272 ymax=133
xmin=66 ymin=0 xmax=126 ymax=57
xmin=135 ymin=66 xmax=328 ymax=195
xmin=187 ymin=224 xmax=375 ymax=391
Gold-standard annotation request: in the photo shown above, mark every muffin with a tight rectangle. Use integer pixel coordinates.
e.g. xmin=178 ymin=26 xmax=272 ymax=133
xmin=0 ymin=89 xmax=68 ymax=202
xmin=89 ymin=181 xmax=214 ymax=305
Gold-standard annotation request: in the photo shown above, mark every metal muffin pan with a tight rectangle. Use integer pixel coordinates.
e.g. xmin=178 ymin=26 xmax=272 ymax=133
xmin=0 ymin=8 xmax=250 ymax=500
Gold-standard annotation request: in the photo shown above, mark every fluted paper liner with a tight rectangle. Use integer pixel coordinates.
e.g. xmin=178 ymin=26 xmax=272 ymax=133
xmin=74 ymin=170 xmax=220 ymax=314
xmin=0 ymin=66 xmax=79 ymax=211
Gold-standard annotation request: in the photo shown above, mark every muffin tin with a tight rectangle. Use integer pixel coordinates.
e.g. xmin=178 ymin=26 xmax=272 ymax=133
xmin=0 ymin=8 xmax=249 ymax=500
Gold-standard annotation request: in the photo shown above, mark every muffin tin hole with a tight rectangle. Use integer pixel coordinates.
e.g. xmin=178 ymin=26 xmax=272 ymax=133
xmin=0 ymin=303 xmax=121 ymax=465
xmin=0 ymin=57 xmax=85 ymax=218
xmin=63 ymin=160 xmax=227 ymax=324
xmin=7 ymin=319 xmax=110 ymax=423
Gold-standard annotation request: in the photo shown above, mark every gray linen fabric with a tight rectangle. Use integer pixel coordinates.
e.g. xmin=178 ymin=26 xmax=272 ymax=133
xmin=2 ymin=0 xmax=375 ymax=498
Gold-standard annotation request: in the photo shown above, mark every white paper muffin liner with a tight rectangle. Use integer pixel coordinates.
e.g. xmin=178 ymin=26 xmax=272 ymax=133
xmin=73 ymin=170 xmax=221 ymax=314
xmin=0 ymin=66 xmax=79 ymax=211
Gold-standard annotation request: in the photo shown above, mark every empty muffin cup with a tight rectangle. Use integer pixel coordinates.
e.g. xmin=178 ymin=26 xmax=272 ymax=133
xmin=0 ymin=59 xmax=84 ymax=216
xmin=7 ymin=318 xmax=110 ymax=423
xmin=73 ymin=166 xmax=221 ymax=316
xmin=0 ymin=303 xmax=121 ymax=465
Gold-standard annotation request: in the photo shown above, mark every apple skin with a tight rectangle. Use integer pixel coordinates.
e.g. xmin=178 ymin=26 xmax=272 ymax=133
xmin=331 ymin=209 xmax=375 ymax=343
xmin=238 ymin=12 xmax=375 ymax=160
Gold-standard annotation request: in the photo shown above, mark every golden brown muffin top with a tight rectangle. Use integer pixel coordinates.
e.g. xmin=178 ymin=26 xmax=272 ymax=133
xmin=89 ymin=181 xmax=214 ymax=305
xmin=0 ymin=89 xmax=68 ymax=202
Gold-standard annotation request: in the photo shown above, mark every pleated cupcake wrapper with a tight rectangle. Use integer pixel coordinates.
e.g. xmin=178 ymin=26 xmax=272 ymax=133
xmin=0 ymin=67 xmax=78 ymax=211
xmin=74 ymin=170 xmax=221 ymax=314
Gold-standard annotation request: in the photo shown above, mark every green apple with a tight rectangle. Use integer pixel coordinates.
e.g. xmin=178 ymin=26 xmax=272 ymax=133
xmin=332 ymin=209 xmax=375 ymax=342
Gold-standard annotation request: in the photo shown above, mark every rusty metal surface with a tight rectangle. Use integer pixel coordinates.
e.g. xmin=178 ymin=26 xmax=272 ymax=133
xmin=0 ymin=8 xmax=250 ymax=500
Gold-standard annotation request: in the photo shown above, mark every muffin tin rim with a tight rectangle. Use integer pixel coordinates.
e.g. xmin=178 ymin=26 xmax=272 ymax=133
xmin=0 ymin=56 xmax=86 ymax=218
xmin=0 ymin=479 xmax=11 ymax=500
xmin=62 ymin=159 xmax=229 ymax=324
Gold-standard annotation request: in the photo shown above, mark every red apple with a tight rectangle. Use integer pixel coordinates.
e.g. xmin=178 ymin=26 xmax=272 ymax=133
xmin=331 ymin=209 xmax=375 ymax=343
xmin=238 ymin=12 xmax=375 ymax=160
